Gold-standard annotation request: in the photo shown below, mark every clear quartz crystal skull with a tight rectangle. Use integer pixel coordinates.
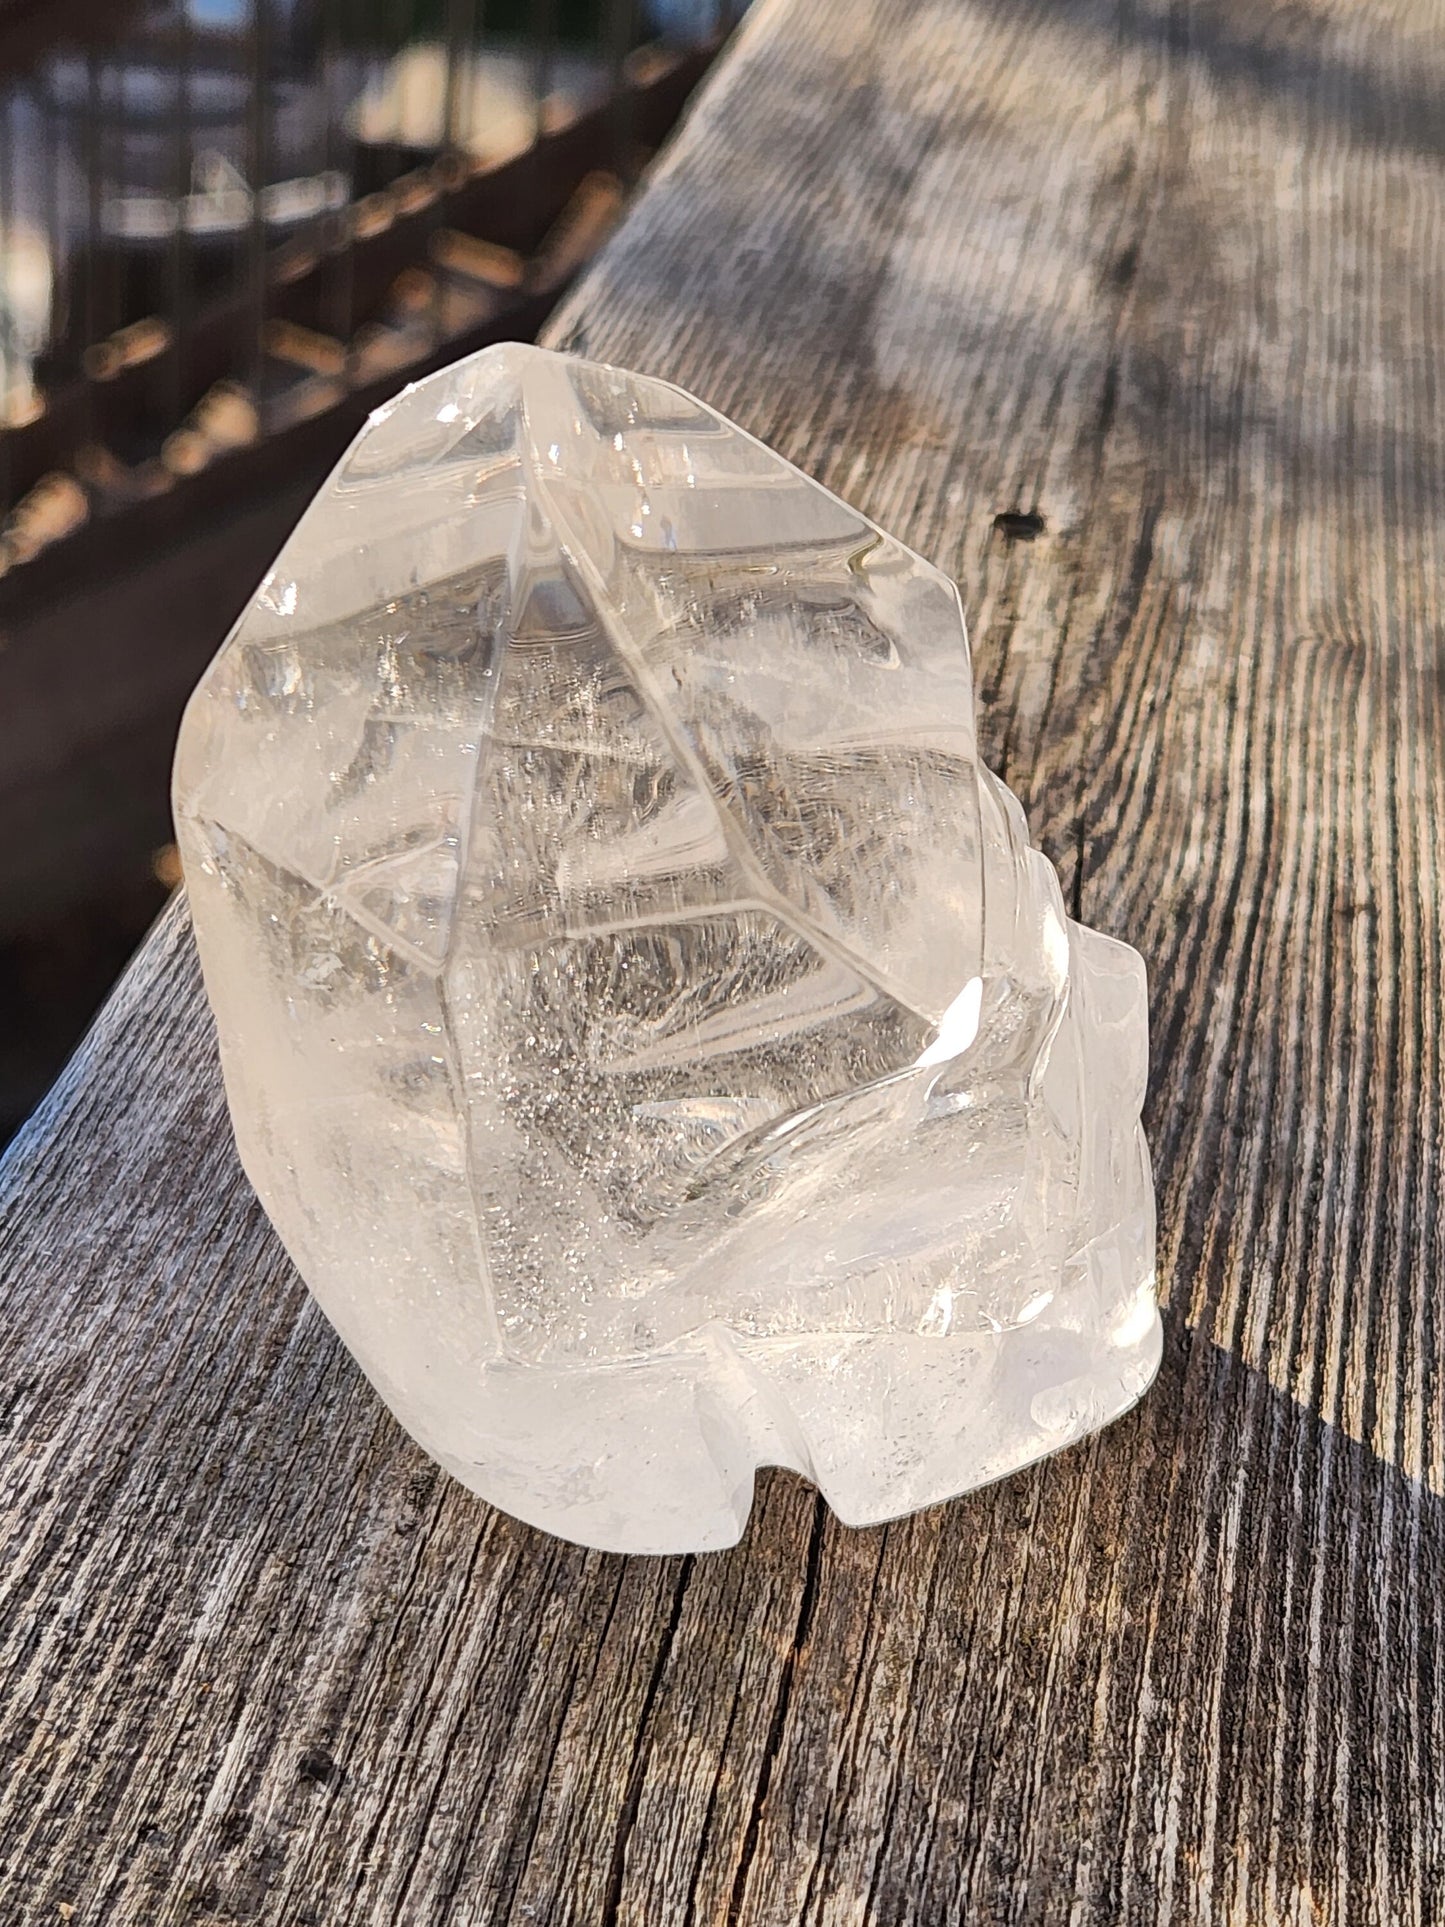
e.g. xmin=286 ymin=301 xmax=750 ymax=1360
xmin=174 ymin=343 xmax=1160 ymax=1555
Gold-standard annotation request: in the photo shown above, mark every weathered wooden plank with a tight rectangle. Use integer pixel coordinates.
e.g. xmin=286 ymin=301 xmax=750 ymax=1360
xmin=4 ymin=0 xmax=1444 ymax=1919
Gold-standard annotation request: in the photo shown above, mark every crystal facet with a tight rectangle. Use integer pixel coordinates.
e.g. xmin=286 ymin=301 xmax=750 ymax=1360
xmin=174 ymin=343 xmax=1160 ymax=1554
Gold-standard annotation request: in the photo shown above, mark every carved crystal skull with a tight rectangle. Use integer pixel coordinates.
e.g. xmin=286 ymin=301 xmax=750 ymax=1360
xmin=174 ymin=343 xmax=1160 ymax=1554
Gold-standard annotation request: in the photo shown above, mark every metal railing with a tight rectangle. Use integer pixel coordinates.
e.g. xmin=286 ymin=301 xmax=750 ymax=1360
xmin=0 ymin=0 xmax=732 ymax=576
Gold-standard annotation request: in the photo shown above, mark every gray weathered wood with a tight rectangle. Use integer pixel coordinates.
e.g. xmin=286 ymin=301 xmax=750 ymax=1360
xmin=4 ymin=0 xmax=1445 ymax=1918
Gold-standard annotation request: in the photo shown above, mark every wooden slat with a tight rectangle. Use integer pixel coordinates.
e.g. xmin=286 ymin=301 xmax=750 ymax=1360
xmin=4 ymin=0 xmax=1444 ymax=1917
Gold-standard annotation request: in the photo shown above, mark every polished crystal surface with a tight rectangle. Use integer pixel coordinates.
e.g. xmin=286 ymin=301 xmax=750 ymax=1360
xmin=174 ymin=342 xmax=1160 ymax=1553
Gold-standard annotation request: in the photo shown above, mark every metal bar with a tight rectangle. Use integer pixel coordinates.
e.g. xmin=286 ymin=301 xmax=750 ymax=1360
xmin=604 ymin=0 xmax=638 ymax=181
xmin=246 ymin=0 xmax=271 ymax=422
xmin=443 ymin=0 xmax=476 ymax=158
xmin=82 ymin=47 xmax=106 ymax=450
xmin=168 ymin=0 xmax=193 ymax=430
xmin=532 ymin=0 xmax=558 ymax=145
xmin=388 ymin=0 xmax=413 ymax=186
xmin=321 ymin=0 xmax=354 ymax=368
xmin=84 ymin=50 xmax=103 ymax=362
xmin=43 ymin=75 xmax=63 ymax=379
xmin=112 ymin=43 xmax=129 ymax=343
xmin=0 ymin=84 xmax=14 ymax=513
xmin=431 ymin=0 xmax=478 ymax=351
xmin=0 ymin=89 xmax=14 ymax=412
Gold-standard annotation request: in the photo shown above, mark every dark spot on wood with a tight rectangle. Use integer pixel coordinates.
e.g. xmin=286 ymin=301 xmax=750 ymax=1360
xmin=992 ymin=508 xmax=1046 ymax=540
xmin=1096 ymin=355 xmax=1120 ymax=447
xmin=216 ymin=1811 xmax=250 ymax=1851
xmin=297 ymin=1748 xmax=343 ymax=1789
xmin=1108 ymin=240 xmax=1141 ymax=291
xmin=1108 ymin=499 xmax=1160 ymax=644
xmin=0 ymin=1377 xmax=36 ymax=1432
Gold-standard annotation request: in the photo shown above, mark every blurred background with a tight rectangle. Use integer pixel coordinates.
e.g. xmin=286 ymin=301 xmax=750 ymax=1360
xmin=0 ymin=0 xmax=736 ymax=1147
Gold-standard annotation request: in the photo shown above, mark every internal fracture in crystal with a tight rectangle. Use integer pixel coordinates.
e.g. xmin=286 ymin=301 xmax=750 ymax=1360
xmin=174 ymin=342 xmax=1160 ymax=1554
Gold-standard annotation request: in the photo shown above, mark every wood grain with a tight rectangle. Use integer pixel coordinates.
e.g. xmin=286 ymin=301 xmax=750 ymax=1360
xmin=4 ymin=0 xmax=1444 ymax=1918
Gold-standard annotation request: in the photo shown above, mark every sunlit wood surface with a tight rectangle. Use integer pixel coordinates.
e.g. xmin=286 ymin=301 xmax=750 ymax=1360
xmin=3 ymin=0 xmax=1443 ymax=1917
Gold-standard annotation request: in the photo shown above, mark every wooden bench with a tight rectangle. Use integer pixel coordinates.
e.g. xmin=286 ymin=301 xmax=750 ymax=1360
xmin=3 ymin=0 xmax=1442 ymax=1916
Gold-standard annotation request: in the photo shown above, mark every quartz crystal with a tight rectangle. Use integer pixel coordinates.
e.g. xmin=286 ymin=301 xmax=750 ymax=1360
xmin=174 ymin=342 xmax=1160 ymax=1554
